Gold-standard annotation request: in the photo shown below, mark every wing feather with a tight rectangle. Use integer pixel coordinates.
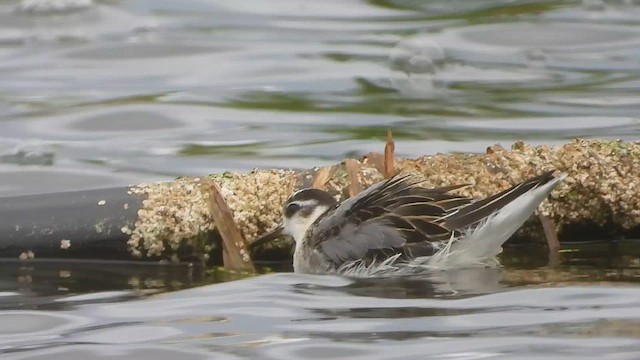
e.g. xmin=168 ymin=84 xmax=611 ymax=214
xmin=443 ymin=171 xmax=556 ymax=230
xmin=311 ymin=174 xmax=468 ymax=265
xmin=309 ymin=171 xmax=560 ymax=268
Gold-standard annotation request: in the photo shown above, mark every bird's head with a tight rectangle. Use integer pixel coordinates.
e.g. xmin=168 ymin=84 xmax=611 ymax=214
xmin=251 ymin=188 xmax=337 ymax=247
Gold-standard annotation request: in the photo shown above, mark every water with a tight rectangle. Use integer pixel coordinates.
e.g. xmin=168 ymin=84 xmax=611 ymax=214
xmin=2 ymin=250 xmax=640 ymax=359
xmin=2 ymin=0 xmax=640 ymax=358
xmin=0 ymin=244 xmax=638 ymax=359
xmin=3 ymin=0 xmax=640 ymax=195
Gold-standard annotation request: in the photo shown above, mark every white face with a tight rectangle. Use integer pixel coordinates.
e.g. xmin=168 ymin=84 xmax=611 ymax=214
xmin=281 ymin=199 xmax=330 ymax=244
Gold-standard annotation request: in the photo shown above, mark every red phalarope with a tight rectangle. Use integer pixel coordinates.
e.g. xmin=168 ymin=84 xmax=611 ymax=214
xmin=252 ymin=171 xmax=565 ymax=276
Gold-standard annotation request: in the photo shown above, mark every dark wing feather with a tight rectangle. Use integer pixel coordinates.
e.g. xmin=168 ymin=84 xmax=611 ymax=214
xmin=443 ymin=170 xmax=557 ymax=230
xmin=394 ymin=203 xmax=445 ymax=217
xmin=404 ymin=217 xmax=451 ymax=238
xmin=311 ymin=175 xmax=471 ymax=266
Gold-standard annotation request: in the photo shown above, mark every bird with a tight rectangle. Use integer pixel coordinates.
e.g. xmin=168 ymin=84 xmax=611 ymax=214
xmin=251 ymin=171 xmax=565 ymax=276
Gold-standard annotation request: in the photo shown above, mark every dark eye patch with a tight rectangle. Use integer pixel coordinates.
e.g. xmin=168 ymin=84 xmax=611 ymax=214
xmin=299 ymin=205 xmax=315 ymax=218
xmin=284 ymin=202 xmax=301 ymax=218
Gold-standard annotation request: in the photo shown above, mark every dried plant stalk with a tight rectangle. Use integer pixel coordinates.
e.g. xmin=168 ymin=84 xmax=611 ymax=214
xmin=203 ymin=179 xmax=255 ymax=272
xmin=344 ymin=159 xmax=362 ymax=197
xmin=539 ymin=214 xmax=560 ymax=251
xmin=384 ymin=129 xmax=395 ymax=178
xmin=312 ymin=166 xmax=336 ymax=190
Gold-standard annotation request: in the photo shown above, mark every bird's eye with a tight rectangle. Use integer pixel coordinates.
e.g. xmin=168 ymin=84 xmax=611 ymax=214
xmin=284 ymin=202 xmax=301 ymax=217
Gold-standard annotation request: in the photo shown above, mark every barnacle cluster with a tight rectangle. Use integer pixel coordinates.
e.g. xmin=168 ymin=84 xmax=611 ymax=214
xmin=401 ymin=138 xmax=640 ymax=236
xmin=127 ymin=169 xmax=295 ymax=259
xmin=127 ymin=178 xmax=214 ymax=258
xmin=213 ymin=169 xmax=296 ymax=250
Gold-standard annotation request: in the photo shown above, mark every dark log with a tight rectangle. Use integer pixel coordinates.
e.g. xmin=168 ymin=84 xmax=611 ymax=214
xmin=0 ymin=187 xmax=144 ymax=260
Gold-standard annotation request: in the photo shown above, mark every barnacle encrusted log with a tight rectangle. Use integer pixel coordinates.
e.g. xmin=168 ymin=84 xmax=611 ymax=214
xmin=126 ymin=171 xmax=298 ymax=261
xmin=124 ymin=139 xmax=640 ymax=262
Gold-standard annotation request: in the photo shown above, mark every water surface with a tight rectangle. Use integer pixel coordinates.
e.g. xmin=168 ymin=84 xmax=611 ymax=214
xmin=2 ymin=0 xmax=640 ymax=195
xmin=1 ymin=0 xmax=640 ymax=358
xmin=0 ymin=243 xmax=638 ymax=359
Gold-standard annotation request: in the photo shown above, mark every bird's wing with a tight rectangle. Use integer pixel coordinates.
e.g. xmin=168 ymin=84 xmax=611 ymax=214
xmin=310 ymin=175 xmax=471 ymax=265
xmin=442 ymin=170 xmax=557 ymax=230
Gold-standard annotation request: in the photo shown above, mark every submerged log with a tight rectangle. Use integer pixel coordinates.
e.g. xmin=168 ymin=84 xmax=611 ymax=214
xmin=0 ymin=187 xmax=143 ymax=260
xmin=0 ymin=138 xmax=639 ymax=265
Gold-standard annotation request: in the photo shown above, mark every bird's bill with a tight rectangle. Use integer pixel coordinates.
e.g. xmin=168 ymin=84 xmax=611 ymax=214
xmin=250 ymin=225 xmax=284 ymax=249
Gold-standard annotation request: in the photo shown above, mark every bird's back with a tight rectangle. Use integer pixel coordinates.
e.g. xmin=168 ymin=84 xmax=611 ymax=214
xmin=305 ymin=171 xmax=560 ymax=271
xmin=305 ymin=175 xmax=471 ymax=269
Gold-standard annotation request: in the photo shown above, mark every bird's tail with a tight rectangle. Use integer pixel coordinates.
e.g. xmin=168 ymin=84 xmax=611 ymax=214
xmin=427 ymin=172 xmax=566 ymax=269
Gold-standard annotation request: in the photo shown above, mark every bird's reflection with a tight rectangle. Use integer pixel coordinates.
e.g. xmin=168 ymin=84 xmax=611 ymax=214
xmin=291 ymin=266 xmax=506 ymax=300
